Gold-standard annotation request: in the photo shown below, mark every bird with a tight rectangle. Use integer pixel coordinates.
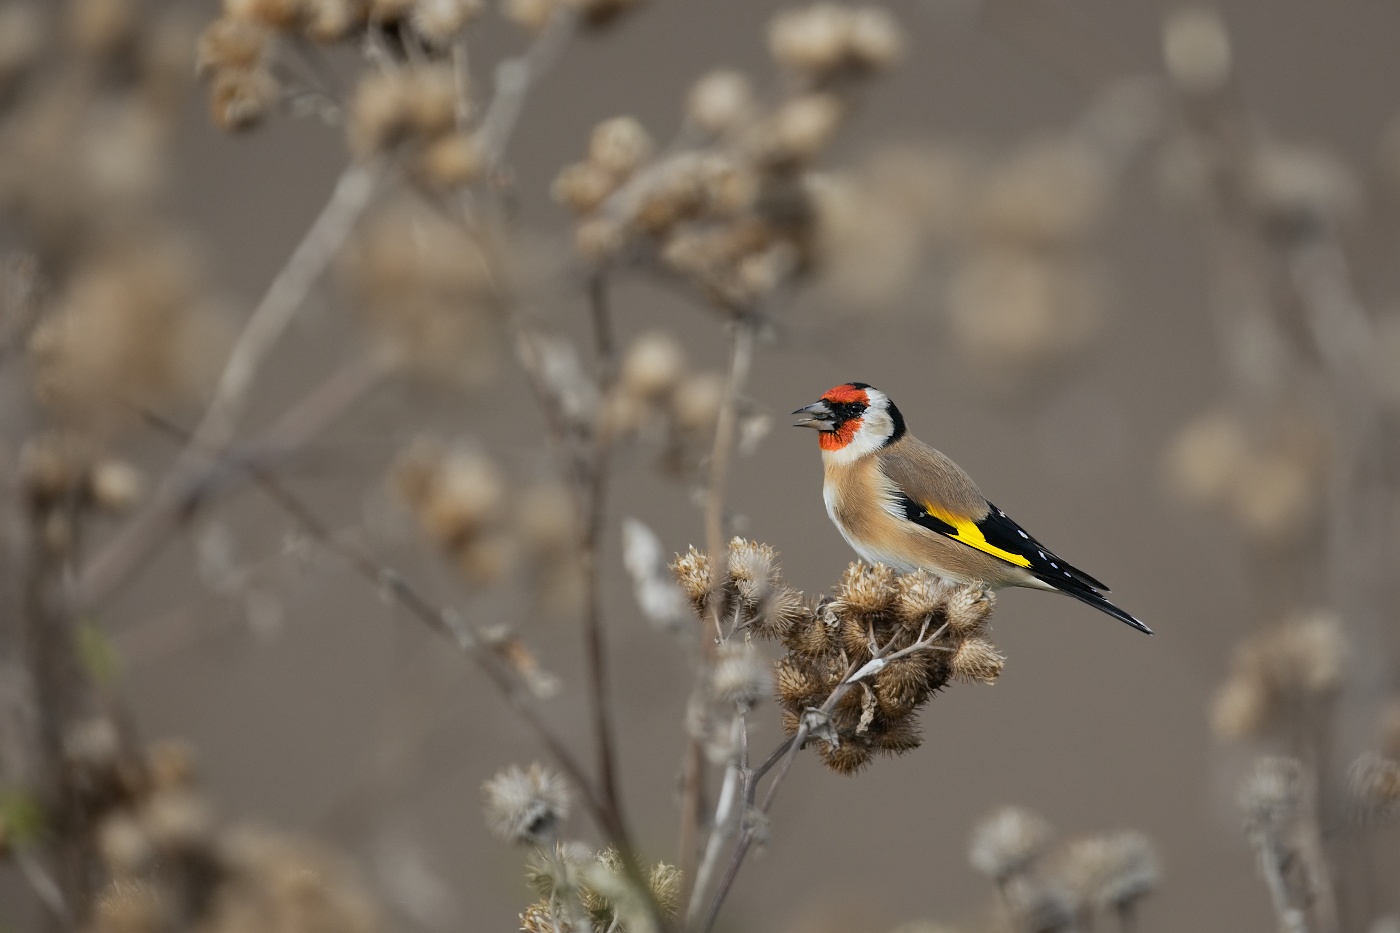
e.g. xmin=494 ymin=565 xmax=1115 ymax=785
xmin=793 ymin=382 xmax=1152 ymax=634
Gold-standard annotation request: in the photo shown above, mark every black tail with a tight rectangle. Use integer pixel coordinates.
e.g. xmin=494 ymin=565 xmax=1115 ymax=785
xmin=1033 ymin=572 xmax=1153 ymax=635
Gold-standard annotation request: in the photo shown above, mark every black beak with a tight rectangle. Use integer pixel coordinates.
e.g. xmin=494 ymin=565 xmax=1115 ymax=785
xmin=792 ymin=400 xmax=835 ymax=430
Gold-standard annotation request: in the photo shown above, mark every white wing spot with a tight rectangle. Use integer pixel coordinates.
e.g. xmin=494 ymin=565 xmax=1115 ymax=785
xmin=1018 ymin=530 xmax=1028 ymax=539
xmin=1050 ymin=561 xmax=1058 ymax=569
xmin=1063 ymin=571 xmax=1072 ymax=577
xmin=1037 ymin=550 xmax=1047 ymax=559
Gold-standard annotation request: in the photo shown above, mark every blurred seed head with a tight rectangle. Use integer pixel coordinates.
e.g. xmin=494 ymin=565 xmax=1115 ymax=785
xmin=1349 ymin=753 xmax=1400 ymax=823
xmin=620 ymin=331 xmax=687 ymax=400
xmin=975 ymin=139 xmax=1108 ymax=248
xmin=951 ymin=638 xmax=1004 ymax=684
xmin=502 ymin=0 xmax=556 ymax=32
xmin=482 ymin=763 xmax=571 ymax=845
xmin=414 ymin=131 xmax=482 ymax=191
xmin=969 ymin=806 xmax=1053 ymax=883
xmin=768 ymin=3 xmax=901 ymax=79
xmin=209 ymin=66 xmax=279 ymax=131
xmin=1239 ymin=756 xmax=1303 ymax=837
xmin=197 ymin=16 xmax=271 ymax=77
xmin=303 ymin=0 xmax=369 ymax=41
xmin=410 ymin=0 xmax=483 ymax=45
xmin=348 ymin=65 xmax=457 ymax=156
xmin=68 ymin=0 xmax=138 ymax=60
xmin=566 ymin=0 xmax=647 ymax=30
xmin=1247 ymin=145 xmax=1360 ymax=242
xmin=711 ymin=643 xmax=773 ymax=708
xmin=687 ymin=69 xmax=755 ymax=136
xmin=589 ymin=115 xmax=653 ymax=178
xmin=1211 ymin=611 xmax=1346 ymax=740
xmin=751 ymin=92 xmax=845 ymax=169
xmin=1057 ymin=831 xmax=1161 ymax=912
xmin=1163 ymin=7 xmax=1231 ymax=95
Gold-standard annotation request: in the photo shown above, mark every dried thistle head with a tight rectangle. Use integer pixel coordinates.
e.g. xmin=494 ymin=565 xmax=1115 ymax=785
xmin=951 ymin=638 xmax=1004 ymax=685
xmin=410 ymin=0 xmax=484 ymax=45
xmin=1239 ymin=756 xmax=1304 ymax=839
xmin=1056 ymin=831 xmax=1160 ymax=913
xmin=669 ymin=546 xmax=712 ymax=615
xmin=1349 ymin=753 xmax=1400 ymax=823
xmin=482 ymin=763 xmax=571 ymax=845
xmin=711 ymin=643 xmax=773 ymax=708
xmin=1211 ymin=612 xmax=1347 ymax=741
xmin=687 ymin=69 xmax=755 ymax=136
xmin=834 ymin=561 xmax=898 ymax=617
xmin=969 ymin=806 xmax=1053 ymax=883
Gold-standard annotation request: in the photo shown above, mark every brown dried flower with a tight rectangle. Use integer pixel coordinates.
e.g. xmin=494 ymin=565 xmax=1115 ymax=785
xmin=969 ymin=806 xmax=1053 ymax=883
xmin=1211 ymin=612 xmax=1346 ymax=740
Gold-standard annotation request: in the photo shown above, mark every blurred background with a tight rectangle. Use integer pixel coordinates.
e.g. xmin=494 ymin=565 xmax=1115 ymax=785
xmin=3 ymin=0 xmax=1400 ymax=931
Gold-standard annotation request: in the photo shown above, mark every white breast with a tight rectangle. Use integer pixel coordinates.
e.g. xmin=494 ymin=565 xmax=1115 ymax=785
xmin=822 ymin=479 xmax=919 ymax=573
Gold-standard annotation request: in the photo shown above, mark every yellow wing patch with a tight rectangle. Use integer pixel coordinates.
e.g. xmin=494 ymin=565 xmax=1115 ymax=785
xmin=922 ymin=501 xmax=1033 ymax=568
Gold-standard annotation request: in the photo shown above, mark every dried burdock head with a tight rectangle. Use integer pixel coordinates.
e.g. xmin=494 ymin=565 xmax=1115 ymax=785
xmin=951 ymin=638 xmax=1004 ymax=684
xmin=501 ymin=0 xmax=556 ymax=34
xmin=670 ymin=546 xmax=712 ymax=615
xmin=774 ymin=656 xmax=824 ymax=710
xmin=749 ymin=92 xmax=846 ymax=170
xmin=303 ymin=0 xmax=369 ymax=42
xmin=1165 ymin=406 xmax=1328 ymax=548
xmin=414 ymin=131 xmax=482 ymax=191
xmin=669 ymin=370 xmax=726 ymax=435
xmin=818 ymin=738 xmax=874 ymax=775
xmin=520 ymin=901 xmax=574 ymax=933
xmin=482 ymin=763 xmax=571 ymax=845
xmin=347 ymin=65 xmax=457 ymax=157
xmin=409 ymin=0 xmax=484 ymax=46
xmin=1056 ymin=831 xmax=1161 ymax=914
xmin=554 ymin=160 xmax=622 ymax=215
xmin=947 ymin=249 xmax=1106 ymax=376
xmin=525 ymin=846 xmax=680 ymax=931
xmin=1349 ymin=752 xmax=1400 ymax=823
xmin=213 ymin=827 xmax=384 ymax=933
xmin=687 ymin=69 xmax=756 ymax=137
xmin=969 ymin=806 xmax=1053 ymax=883
xmin=767 ymin=3 xmax=901 ymax=80
xmin=728 ymin=537 xmax=779 ymax=609
xmin=620 ymin=330 xmax=687 ymax=401
xmin=1211 ymin=611 xmax=1346 ymax=740
xmin=394 ymin=438 xmax=505 ymax=549
xmin=711 ymin=643 xmax=773 ymax=708
xmin=524 ymin=839 xmax=593 ymax=900
xmin=222 ymin=0 xmax=307 ymax=31
xmin=68 ymin=0 xmax=139 ymax=60
xmin=833 ymin=561 xmax=897 ymax=618
xmin=30 ymin=240 xmax=227 ymax=429
xmin=755 ymin=585 xmax=809 ymax=640
xmin=197 ymin=16 xmax=271 ymax=77
xmin=344 ymin=200 xmax=504 ymax=378
xmin=1162 ymin=6 xmax=1231 ymax=95
xmin=943 ymin=582 xmax=993 ymax=636
xmin=873 ymin=655 xmax=934 ymax=717
xmin=209 ymin=66 xmax=280 ymax=132
xmin=589 ymin=115 xmax=654 ymax=178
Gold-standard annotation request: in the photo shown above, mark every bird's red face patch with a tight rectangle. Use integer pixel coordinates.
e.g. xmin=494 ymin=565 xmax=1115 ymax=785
xmin=819 ymin=417 xmax=862 ymax=450
xmin=821 ymin=384 xmax=870 ymax=406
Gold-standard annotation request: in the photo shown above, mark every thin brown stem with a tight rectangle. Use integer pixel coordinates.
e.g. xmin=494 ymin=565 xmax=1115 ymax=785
xmin=679 ymin=319 xmax=757 ymax=909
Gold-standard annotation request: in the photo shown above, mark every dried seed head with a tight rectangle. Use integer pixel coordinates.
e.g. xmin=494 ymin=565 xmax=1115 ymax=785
xmin=620 ymin=331 xmax=686 ymax=400
xmin=97 ymin=814 xmax=154 ymax=876
xmin=574 ymin=216 xmax=627 ymax=263
xmin=712 ymin=644 xmax=772 ymax=708
xmin=520 ymin=901 xmax=568 ymax=933
xmin=728 ymin=537 xmax=779 ymax=608
xmin=304 ymin=0 xmax=368 ymax=41
xmin=944 ymin=583 xmax=993 ymax=635
xmin=93 ymin=880 xmax=168 ymax=933
xmin=1349 ymin=753 xmax=1400 ymax=822
xmin=589 ymin=115 xmax=653 ymax=177
xmin=69 ymin=0 xmax=138 ymax=58
xmin=768 ymin=4 xmax=850 ymax=76
xmin=952 ymin=638 xmax=1004 ymax=684
xmin=410 ymin=0 xmax=483 ymax=45
xmin=394 ymin=441 xmax=505 ymax=549
xmin=774 ymin=657 xmax=822 ymax=710
xmin=670 ymin=371 xmax=727 ymax=433
xmin=502 ymin=0 xmax=556 ymax=32
xmin=788 ymin=607 xmax=838 ymax=657
xmin=145 ymin=739 xmax=198 ymax=793
xmin=752 ymin=585 xmax=808 ymax=640
xmin=1211 ymin=676 xmax=1270 ymax=740
xmin=348 ymin=66 xmax=457 ymax=156
xmin=755 ymin=92 xmax=845 ymax=168
xmin=846 ymin=7 xmax=902 ymax=70
xmin=818 ymin=738 xmax=873 ymax=775
xmin=482 ymin=763 xmax=571 ymax=844
xmin=197 ymin=16 xmax=270 ymax=75
xmin=969 ymin=806 xmax=1053 ymax=882
xmin=687 ymin=69 xmax=755 ymax=136
xmin=670 ymin=546 xmax=712 ymax=615
xmin=210 ymin=66 xmax=280 ymax=132
xmin=1058 ymin=832 xmax=1161 ymax=911
xmin=871 ymin=715 xmax=922 ymax=754
xmin=553 ymin=160 xmax=620 ymax=215
xmin=976 ymin=139 xmax=1108 ymax=248
xmin=88 ymin=459 xmax=143 ymax=512
xmin=1213 ymin=612 xmax=1346 ymax=740
xmin=649 ymin=861 xmax=683 ymax=917
xmin=222 ymin=0 xmax=306 ymax=29
xmin=893 ymin=570 xmax=951 ymax=626
xmin=874 ymin=655 xmax=933 ymax=717
xmin=368 ymin=0 xmax=415 ymax=21
xmin=1162 ymin=6 xmax=1231 ymax=95
xmin=836 ymin=562 xmax=897 ymax=616
xmin=1165 ymin=409 xmax=1250 ymax=508
xmin=415 ymin=132 xmax=482 ymax=191
xmin=839 ymin=612 xmax=878 ymax=657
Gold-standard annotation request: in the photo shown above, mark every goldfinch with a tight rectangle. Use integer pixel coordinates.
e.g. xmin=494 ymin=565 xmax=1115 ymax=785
xmin=793 ymin=382 xmax=1152 ymax=634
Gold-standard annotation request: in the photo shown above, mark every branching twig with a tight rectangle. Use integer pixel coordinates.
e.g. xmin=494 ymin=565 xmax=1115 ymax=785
xmin=476 ymin=8 xmax=579 ymax=166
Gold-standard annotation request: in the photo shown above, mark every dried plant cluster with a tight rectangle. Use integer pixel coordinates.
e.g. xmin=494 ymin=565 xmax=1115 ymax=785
xmin=962 ymin=806 xmax=1161 ymax=933
xmin=672 ymin=540 xmax=1004 ymax=775
xmin=553 ymin=3 xmax=900 ymax=311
